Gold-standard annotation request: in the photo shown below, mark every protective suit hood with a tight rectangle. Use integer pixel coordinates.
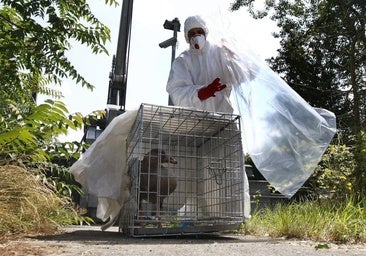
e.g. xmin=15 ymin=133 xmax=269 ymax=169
xmin=184 ymin=15 xmax=209 ymax=43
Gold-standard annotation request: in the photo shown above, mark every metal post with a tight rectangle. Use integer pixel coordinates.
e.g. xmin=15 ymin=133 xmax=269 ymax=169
xmin=159 ymin=18 xmax=181 ymax=106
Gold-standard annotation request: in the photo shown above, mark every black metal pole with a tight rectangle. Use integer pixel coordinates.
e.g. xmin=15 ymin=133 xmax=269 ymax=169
xmin=107 ymin=0 xmax=134 ymax=111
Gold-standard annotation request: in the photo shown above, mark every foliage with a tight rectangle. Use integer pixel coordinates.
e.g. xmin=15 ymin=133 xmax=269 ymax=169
xmin=298 ymin=143 xmax=355 ymax=200
xmin=0 ymin=0 xmax=115 ymax=164
xmin=0 ymin=99 xmax=84 ymax=164
xmin=351 ymin=131 xmax=366 ymax=198
xmin=246 ymin=196 xmax=366 ymax=243
xmin=0 ymin=0 xmax=118 ymax=102
xmin=35 ymin=161 xmax=83 ymax=199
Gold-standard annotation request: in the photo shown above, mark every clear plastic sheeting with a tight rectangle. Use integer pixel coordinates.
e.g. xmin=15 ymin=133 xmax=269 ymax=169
xmin=222 ymin=43 xmax=337 ymax=198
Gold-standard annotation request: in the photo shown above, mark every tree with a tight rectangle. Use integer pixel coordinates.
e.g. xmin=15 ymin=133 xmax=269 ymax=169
xmin=0 ymin=0 xmax=118 ymax=160
xmin=0 ymin=0 xmax=117 ymax=103
xmin=231 ymin=0 xmax=365 ymax=136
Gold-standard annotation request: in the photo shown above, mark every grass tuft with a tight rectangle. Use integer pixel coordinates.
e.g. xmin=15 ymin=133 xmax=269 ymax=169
xmin=0 ymin=165 xmax=86 ymax=237
xmin=245 ymin=197 xmax=366 ymax=244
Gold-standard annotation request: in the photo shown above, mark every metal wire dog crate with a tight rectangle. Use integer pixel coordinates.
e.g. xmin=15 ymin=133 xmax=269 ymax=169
xmin=120 ymin=103 xmax=246 ymax=236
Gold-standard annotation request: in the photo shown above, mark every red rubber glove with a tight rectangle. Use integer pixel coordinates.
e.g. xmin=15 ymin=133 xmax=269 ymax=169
xmin=198 ymin=78 xmax=227 ymax=100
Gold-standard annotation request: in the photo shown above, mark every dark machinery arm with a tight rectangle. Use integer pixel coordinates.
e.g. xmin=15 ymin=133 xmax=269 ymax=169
xmin=107 ymin=0 xmax=134 ymax=112
xmin=84 ymin=0 xmax=134 ymax=143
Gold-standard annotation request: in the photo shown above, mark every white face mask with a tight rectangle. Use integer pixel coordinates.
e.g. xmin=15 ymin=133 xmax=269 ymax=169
xmin=190 ymin=34 xmax=206 ymax=50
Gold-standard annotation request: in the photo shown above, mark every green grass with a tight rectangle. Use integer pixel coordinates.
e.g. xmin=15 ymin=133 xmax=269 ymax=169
xmin=244 ymin=196 xmax=366 ymax=243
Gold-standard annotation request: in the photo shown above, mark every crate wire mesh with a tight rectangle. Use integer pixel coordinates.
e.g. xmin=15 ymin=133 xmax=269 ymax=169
xmin=120 ymin=103 xmax=246 ymax=236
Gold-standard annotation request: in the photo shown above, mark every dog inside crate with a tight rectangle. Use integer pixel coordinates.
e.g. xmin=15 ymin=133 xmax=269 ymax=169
xmin=124 ymin=104 xmax=246 ymax=234
xmin=128 ymin=147 xmax=180 ymax=227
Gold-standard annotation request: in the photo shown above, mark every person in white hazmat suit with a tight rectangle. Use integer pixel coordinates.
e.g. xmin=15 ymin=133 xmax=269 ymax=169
xmin=167 ymin=15 xmax=253 ymax=219
xmin=167 ymin=15 xmax=251 ymax=113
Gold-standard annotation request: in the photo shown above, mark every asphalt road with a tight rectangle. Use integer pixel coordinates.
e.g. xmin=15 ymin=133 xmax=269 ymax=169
xmin=1 ymin=226 xmax=365 ymax=256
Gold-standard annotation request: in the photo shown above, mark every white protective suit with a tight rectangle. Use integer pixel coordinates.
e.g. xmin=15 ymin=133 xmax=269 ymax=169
xmin=167 ymin=41 xmax=234 ymax=113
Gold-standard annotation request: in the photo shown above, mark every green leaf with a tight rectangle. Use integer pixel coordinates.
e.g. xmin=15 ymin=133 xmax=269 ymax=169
xmin=315 ymin=243 xmax=330 ymax=250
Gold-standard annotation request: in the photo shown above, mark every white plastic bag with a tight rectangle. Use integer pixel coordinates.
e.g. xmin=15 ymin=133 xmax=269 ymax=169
xmin=223 ymin=44 xmax=337 ymax=198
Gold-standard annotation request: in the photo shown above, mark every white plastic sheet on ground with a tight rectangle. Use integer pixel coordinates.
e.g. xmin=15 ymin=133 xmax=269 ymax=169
xmin=221 ymin=42 xmax=337 ymax=198
xmin=69 ymin=109 xmax=139 ymax=230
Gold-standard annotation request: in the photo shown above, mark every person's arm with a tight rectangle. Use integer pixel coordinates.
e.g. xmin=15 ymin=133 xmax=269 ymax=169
xmin=220 ymin=42 xmax=258 ymax=85
xmin=166 ymin=56 xmax=205 ymax=108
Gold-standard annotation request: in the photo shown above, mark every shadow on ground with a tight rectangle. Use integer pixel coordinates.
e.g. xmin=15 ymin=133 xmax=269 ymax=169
xmin=30 ymin=226 xmax=280 ymax=246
